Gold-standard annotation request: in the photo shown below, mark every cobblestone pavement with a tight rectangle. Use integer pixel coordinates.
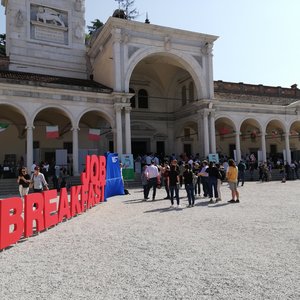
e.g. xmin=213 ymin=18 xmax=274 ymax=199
xmin=0 ymin=181 xmax=299 ymax=299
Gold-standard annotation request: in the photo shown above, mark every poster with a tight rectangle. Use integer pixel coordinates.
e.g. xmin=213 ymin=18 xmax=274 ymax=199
xmin=120 ymin=154 xmax=134 ymax=180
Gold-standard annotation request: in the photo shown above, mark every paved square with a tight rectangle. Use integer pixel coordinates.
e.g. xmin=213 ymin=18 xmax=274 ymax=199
xmin=0 ymin=181 xmax=299 ymax=299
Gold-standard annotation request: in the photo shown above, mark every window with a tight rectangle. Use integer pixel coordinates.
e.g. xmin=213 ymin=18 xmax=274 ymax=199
xmin=63 ymin=142 xmax=73 ymax=154
xmin=138 ymin=89 xmax=148 ymax=108
xmin=129 ymin=88 xmax=136 ymax=108
xmin=33 ymin=141 xmax=40 ymax=149
xmin=182 ymin=86 xmax=187 ymax=106
xmin=184 ymin=128 xmax=190 ymax=138
xmin=189 ymin=82 xmax=194 ymax=101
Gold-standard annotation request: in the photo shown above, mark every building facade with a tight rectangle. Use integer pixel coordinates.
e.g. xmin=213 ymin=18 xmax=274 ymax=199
xmin=1 ymin=0 xmax=300 ymax=176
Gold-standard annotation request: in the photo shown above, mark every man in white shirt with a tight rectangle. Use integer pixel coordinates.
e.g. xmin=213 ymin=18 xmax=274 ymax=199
xmin=144 ymin=160 xmax=160 ymax=201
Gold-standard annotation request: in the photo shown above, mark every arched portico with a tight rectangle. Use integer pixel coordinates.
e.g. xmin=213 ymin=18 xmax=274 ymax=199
xmin=265 ymin=119 xmax=290 ymax=163
xmin=0 ymin=103 xmax=27 ymax=177
xmin=125 ymin=49 xmax=208 ymax=99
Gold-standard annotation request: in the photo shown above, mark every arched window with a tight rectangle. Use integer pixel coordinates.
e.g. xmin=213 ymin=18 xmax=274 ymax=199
xmin=138 ymin=89 xmax=148 ymax=108
xmin=129 ymin=88 xmax=136 ymax=108
xmin=189 ymin=82 xmax=194 ymax=102
xmin=182 ymin=86 xmax=187 ymax=106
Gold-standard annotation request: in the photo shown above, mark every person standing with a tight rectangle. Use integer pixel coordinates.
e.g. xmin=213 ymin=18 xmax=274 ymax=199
xmin=167 ymin=164 xmax=180 ymax=209
xmin=206 ymin=161 xmax=219 ymax=203
xmin=17 ymin=167 xmax=31 ymax=200
xmin=141 ymin=165 xmax=148 ymax=200
xmin=183 ymin=164 xmax=195 ymax=207
xmin=31 ymin=166 xmax=49 ymax=193
xmin=30 ymin=161 xmax=36 ymax=175
xmin=145 ymin=160 xmax=160 ymax=201
xmin=199 ymin=160 xmax=209 ymax=197
xmin=216 ymin=163 xmax=225 ymax=202
xmin=226 ymin=159 xmax=240 ymax=203
xmin=237 ymin=160 xmax=246 ymax=186
xmin=161 ymin=163 xmax=170 ymax=199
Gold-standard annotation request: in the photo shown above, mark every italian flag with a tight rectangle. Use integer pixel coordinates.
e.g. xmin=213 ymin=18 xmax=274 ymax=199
xmin=0 ymin=123 xmax=9 ymax=132
xmin=46 ymin=126 xmax=59 ymax=139
xmin=88 ymin=128 xmax=101 ymax=141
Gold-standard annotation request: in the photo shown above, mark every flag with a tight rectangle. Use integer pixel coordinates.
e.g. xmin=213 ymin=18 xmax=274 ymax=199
xmin=219 ymin=127 xmax=230 ymax=135
xmin=88 ymin=128 xmax=101 ymax=141
xmin=0 ymin=123 xmax=9 ymax=132
xmin=46 ymin=126 xmax=59 ymax=139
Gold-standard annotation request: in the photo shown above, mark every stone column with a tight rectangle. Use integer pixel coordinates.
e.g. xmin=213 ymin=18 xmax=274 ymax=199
xmin=26 ymin=125 xmax=34 ymax=171
xmin=284 ymin=133 xmax=291 ymax=164
xmin=72 ymin=127 xmax=79 ymax=175
xmin=203 ymin=109 xmax=210 ymax=158
xmin=197 ymin=110 xmax=203 ymax=157
xmin=113 ymin=28 xmax=122 ymax=91
xmin=202 ymin=43 xmax=214 ymax=98
xmin=115 ymin=104 xmax=123 ymax=154
xmin=124 ymin=106 xmax=132 ymax=154
xmin=235 ymin=131 xmax=241 ymax=163
xmin=261 ymin=131 xmax=267 ymax=162
xmin=209 ymin=110 xmax=216 ymax=153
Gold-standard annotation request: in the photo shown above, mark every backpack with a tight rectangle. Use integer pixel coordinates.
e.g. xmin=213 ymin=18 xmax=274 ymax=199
xmin=218 ymin=169 xmax=226 ymax=181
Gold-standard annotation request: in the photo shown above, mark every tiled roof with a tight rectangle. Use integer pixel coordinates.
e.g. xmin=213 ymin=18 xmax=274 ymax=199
xmin=0 ymin=69 xmax=113 ymax=93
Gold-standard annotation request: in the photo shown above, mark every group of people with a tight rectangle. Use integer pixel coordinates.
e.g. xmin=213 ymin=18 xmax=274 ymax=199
xmin=141 ymin=158 xmax=240 ymax=209
xmin=17 ymin=161 xmax=70 ymax=201
xmin=17 ymin=165 xmax=49 ymax=200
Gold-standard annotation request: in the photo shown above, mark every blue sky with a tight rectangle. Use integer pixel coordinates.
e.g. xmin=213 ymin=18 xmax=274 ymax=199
xmin=1 ymin=0 xmax=299 ymax=88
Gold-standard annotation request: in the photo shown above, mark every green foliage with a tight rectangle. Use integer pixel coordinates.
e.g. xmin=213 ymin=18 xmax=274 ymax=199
xmin=121 ymin=0 xmax=139 ymax=20
xmin=87 ymin=19 xmax=104 ymax=35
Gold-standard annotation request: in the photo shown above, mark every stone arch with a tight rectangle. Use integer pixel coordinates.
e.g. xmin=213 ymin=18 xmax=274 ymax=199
xmin=265 ymin=118 xmax=287 ymax=161
xmin=215 ymin=116 xmax=236 ymax=157
xmin=124 ymin=48 xmax=207 ymax=99
xmin=0 ymin=103 xmax=29 ymax=171
xmin=31 ymin=104 xmax=74 ymax=127
xmin=239 ymin=118 xmax=262 ymax=160
xmin=76 ymin=108 xmax=114 ymax=129
xmin=289 ymin=120 xmax=300 ymax=161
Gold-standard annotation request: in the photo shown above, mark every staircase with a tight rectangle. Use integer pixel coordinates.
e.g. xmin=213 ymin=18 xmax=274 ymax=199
xmin=0 ymin=176 xmax=82 ymax=198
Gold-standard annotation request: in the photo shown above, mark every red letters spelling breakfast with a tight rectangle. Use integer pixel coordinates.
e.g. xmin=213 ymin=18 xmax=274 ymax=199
xmin=0 ymin=155 xmax=106 ymax=250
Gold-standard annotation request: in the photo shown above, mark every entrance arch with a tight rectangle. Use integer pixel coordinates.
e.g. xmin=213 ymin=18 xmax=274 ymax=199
xmin=215 ymin=117 xmax=236 ymax=159
xmin=77 ymin=110 xmax=113 ymax=173
xmin=0 ymin=104 xmax=27 ymax=177
xmin=240 ymin=118 xmax=262 ymax=161
xmin=265 ymin=119 xmax=286 ymax=163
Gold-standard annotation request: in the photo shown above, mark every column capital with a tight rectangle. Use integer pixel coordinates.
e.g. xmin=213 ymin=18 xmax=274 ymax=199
xmin=25 ymin=125 xmax=35 ymax=130
xmin=201 ymin=109 xmax=210 ymax=117
xmin=71 ymin=127 xmax=80 ymax=131
xmin=209 ymin=109 xmax=216 ymax=118
xmin=124 ymin=106 xmax=132 ymax=113
xmin=114 ymin=103 xmax=123 ymax=112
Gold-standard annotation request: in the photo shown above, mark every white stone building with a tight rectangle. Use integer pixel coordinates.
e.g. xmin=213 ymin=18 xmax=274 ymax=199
xmin=1 ymin=0 xmax=300 ymax=176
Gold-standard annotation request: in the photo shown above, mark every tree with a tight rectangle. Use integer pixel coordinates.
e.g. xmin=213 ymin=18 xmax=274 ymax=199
xmin=87 ymin=19 xmax=104 ymax=35
xmin=0 ymin=34 xmax=6 ymax=56
xmin=121 ymin=0 xmax=139 ymax=20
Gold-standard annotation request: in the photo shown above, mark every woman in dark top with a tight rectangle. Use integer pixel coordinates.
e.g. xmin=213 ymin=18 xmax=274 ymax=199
xmin=17 ymin=167 xmax=31 ymax=200
xmin=183 ymin=164 xmax=195 ymax=207
xmin=206 ymin=161 xmax=219 ymax=203
xmin=167 ymin=164 xmax=180 ymax=208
